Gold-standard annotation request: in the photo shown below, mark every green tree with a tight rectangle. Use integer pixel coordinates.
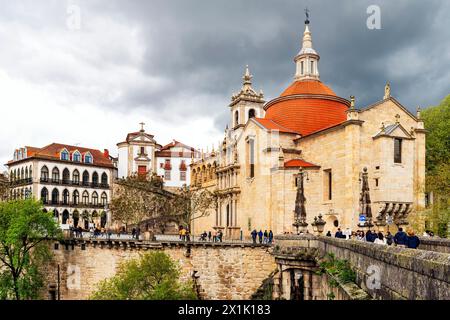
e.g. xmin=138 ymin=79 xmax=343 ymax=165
xmin=420 ymin=94 xmax=450 ymax=237
xmin=90 ymin=251 xmax=197 ymax=300
xmin=0 ymin=199 xmax=61 ymax=300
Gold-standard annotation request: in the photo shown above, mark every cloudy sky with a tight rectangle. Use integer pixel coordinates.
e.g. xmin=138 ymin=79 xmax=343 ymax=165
xmin=1 ymin=0 xmax=449 ymax=171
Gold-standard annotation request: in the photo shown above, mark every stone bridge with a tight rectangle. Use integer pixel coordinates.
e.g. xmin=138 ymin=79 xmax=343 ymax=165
xmin=43 ymin=236 xmax=450 ymax=300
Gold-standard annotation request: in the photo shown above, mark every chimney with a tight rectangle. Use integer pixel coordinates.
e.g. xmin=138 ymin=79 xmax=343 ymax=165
xmin=104 ymin=149 xmax=110 ymax=158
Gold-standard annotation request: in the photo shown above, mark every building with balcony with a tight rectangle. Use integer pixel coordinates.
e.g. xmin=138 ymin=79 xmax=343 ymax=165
xmin=6 ymin=143 xmax=116 ymax=229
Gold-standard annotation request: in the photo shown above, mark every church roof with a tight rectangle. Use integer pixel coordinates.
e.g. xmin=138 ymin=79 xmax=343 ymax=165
xmin=280 ymin=80 xmax=336 ymax=97
xmin=262 ymin=21 xmax=350 ymax=136
xmin=253 ymin=118 xmax=299 ymax=134
xmin=284 ymin=159 xmax=320 ymax=168
xmin=7 ymin=143 xmax=114 ymax=168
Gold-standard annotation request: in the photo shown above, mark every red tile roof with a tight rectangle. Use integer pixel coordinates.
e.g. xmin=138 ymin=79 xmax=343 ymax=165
xmin=264 ymin=80 xmax=349 ymax=136
xmin=253 ymin=118 xmax=299 ymax=134
xmin=284 ymin=159 xmax=320 ymax=168
xmin=280 ymin=80 xmax=336 ymax=97
xmin=8 ymin=143 xmax=114 ymax=168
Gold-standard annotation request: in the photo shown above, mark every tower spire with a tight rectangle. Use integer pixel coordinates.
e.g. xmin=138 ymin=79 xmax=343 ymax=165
xmin=294 ymin=11 xmax=320 ymax=81
xmin=242 ymin=65 xmax=253 ymax=91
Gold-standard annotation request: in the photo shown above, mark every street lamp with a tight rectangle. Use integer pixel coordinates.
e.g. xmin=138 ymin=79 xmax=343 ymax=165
xmin=311 ymin=214 xmax=326 ymax=235
xmin=293 ymin=167 xmax=309 ymax=234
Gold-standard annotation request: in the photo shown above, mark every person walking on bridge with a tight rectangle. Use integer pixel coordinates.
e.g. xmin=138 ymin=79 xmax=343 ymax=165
xmin=258 ymin=230 xmax=263 ymax=244
xmin=251 ymin=229 xmax=257 ymax=244
xmin=406 ymin=230 xmax=420 ymax=249
xmin=394 ymin=227 xmax=408 ymax=247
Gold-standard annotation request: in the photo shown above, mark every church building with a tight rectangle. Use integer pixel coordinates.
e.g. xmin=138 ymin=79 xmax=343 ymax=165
xmin=191 ymin=18 xmax=426 ymax=239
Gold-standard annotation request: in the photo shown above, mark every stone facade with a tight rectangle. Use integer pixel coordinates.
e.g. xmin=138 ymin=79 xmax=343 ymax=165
xmin=190 ymin=20 xmax=426 ymax=239
xmin=43 ymin=241 xmax=277 ymax=300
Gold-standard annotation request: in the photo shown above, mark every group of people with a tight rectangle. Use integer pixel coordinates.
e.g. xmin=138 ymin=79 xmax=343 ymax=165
xmin=251 ymin=229 xmax=274 ymax=244
xmin=199 ymin=230 xmax=224 ymax=242
xmin=328 ymin=227 xmax=421 ymax=249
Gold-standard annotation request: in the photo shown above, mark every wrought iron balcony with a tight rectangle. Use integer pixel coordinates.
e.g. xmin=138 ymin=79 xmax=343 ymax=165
xmin=10 ymin=178 xmax=33 ymax=187
xmin=39 ymin=178 xmax=110 ymax=189
xmin=41 ymin=200 xmax=109 ymax=209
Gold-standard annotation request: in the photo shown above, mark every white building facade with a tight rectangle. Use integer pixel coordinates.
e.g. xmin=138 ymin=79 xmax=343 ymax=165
xmin=7 ymin=144 xmax=115 ymax=229
xmin=117 ymin=124 xmax=200 ymax=188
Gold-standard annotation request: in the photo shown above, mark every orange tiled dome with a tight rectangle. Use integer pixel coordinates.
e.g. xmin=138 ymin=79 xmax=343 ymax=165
xmin=264 ymin=80 xmax=349 ymax=136
xmin=280 ymin=80 xmax=336 ymax=97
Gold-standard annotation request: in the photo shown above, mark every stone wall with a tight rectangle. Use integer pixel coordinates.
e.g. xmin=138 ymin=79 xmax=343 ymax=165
xmin=318 ymin=237 xmax=450 ymax=300
xmin=43 ymin=240 xmax=277 ymax=300
xmin=419 ymin=237 xmax=450 ymax=254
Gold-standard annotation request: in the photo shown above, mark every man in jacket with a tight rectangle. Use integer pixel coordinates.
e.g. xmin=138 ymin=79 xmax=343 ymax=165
xmin=251 ymin=229 xmax=257 ymax=244
xmin=394 ymin=228 xmax=408 ymax=246
xmin=406 ymin=230 xmax=420 ymax=249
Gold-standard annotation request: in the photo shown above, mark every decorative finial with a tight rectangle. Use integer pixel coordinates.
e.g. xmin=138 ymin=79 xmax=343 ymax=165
xmin=384 ymin=81 xmax=391 ymax=99
xmin=416 ymin=106 xmax=421 ymax=119
xmin=305 ymin=8 xmax=310 ymax=25
xmin=242 ymin=65 xmax=252 ymax=88
xmin=139 ymin=122 xmax=145 ymax=132
xmin=350 ymin=95 xmax=355 ymax=110
xmin=395 ymin=114 xmax=400 ymax=124
xmin=380 ymin=122 xmax=386 ymax=132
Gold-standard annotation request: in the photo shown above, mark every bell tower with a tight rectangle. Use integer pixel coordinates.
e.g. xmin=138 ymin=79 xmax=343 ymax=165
xmin=229 ymin=65 xmax=265 ymax=138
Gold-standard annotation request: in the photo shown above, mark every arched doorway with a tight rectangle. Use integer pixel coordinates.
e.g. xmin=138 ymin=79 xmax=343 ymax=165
xmin=100 ymin=211 xmax=107 ymax=228
xmin=325 ymin=215 xmax=339 ymax=234
xmin=82 ymin=211 xmax=90 ymax=229
xmin=62 ymin=210 xmax=69 ymax=224
xmin=73 ymin=210 xmax=80 ymax=227
xmin=53 ymin=209 xmax=59 ymax=222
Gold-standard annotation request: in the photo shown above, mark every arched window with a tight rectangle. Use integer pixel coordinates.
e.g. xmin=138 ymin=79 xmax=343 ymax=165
xmin=62 ymin=210 xmax=69 ymax=224
xmin=62 ymin=168 xmax=70 ymax=184
xmin=92 ymin=192 xmax=98 ymax=206
xmin=235 ymin=110 xmax=239 ymax=127
xmin=60 ymin=149 xmax=69 ymax=161
xmin=41 ymin=166 xmax=49 ymax=181
xmin=25 ymin=167 xmax=29 ymax=179
xmin=73 ymin=190 xmax=79 ymax=205
xmin=84 ymin=152 xmax=93 ymax=164
xmin=73 ymin=170 xmax=80 ymax=184
xmin=29 ymin=165 xmax=32 ymax=179
xmin=248 ymin=108 xmax=255 ymax=119
xmin=41 ymin=187 xmax=49 ymax=204
xmin=53 ymin=209 xmax=59 ymax=220
xmin=51 ymin=188 xmax=59 ymax=205
xmin=82 ymin=171 xmax=89 ymax=186
xmin=63 ymin=189 xmax=69 ymax=205
xmin=101 ymin=192 xmax=107 ymax=206
xmin=73 ymin=151 xmax=81 ymax=162
xmin=82 ymin=191 xmax=89 ymax=205
xmin=101 ymin=173 xmax=108 ymax=186
xmin=52 ymin=167 xmax=60 ymax=183
xmin=92 ymin=172 xmax=99 ymax=186
xmin=21 ymin=167 xmax=24 ymax=180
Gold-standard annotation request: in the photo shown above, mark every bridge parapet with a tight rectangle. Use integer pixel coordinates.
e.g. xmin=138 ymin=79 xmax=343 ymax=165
xmin=419 ymin=237 xmax=450 ymax=254
xmin=272 ymin=234 xmax=449 ymax=300
xmin=318 ymin=237 xmax=450 ymax=300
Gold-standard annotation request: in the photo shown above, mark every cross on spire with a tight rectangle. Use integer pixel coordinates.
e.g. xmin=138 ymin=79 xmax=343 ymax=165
xmin=139 ymin=122 xmax=145 ymax=132
xmin=305 ymin=8 xmax=310 ymax=24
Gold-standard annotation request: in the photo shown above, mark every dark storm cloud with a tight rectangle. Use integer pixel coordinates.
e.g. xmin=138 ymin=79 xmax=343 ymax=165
xmin=2 ymin=0 xmax=449 ymax=130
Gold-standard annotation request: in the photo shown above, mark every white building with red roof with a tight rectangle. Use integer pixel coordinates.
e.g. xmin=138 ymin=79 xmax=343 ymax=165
xmin=6 ymin=143 xmax=116 ymax=229
xmin=117 ymin=123 xmax=200 ymax=188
